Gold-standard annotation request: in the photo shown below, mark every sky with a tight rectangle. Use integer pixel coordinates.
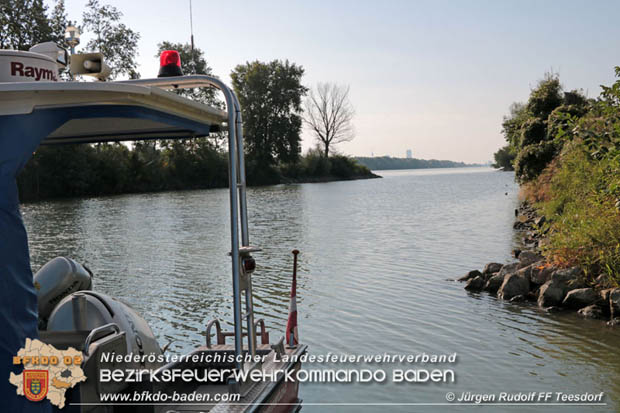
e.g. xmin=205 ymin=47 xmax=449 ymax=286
xmin=56 ymin=0 xmax=620 ymax=163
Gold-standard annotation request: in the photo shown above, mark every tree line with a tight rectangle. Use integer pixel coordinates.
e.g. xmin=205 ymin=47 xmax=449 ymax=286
xmin=2 ymin=0 xmax=374 ymax=202
xmin=355 ymin=156 xmax=471 ymax=171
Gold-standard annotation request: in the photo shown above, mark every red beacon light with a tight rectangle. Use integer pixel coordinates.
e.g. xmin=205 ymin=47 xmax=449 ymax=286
xmin=158 ymin=50 xmax=183 ymax=77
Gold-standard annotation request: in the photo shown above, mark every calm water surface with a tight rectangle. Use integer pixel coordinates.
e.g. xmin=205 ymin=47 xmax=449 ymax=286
xmin=21 ymin=167 xmax=619 ymax=412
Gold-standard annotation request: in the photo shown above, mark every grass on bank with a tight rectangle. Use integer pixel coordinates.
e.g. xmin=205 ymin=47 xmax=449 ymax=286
xmin=522 ymin=142 xmax=620 ymax=284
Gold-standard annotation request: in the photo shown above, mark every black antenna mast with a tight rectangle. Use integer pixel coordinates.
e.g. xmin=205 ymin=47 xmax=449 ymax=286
xmin=189 ymin=0 xmax=196 ymax=73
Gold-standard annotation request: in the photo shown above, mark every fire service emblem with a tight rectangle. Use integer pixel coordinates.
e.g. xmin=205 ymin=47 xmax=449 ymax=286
xmin=23 ymin=370 xmax=48 ymax=402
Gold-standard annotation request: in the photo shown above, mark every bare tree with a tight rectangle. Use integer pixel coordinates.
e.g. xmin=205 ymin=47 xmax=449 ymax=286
xmin=303 ymin=83 xmax=355 ymax=158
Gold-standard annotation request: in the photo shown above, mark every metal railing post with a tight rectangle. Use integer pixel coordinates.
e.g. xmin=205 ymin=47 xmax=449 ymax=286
xmin=231 ymin=92 xmax=257 ymax=357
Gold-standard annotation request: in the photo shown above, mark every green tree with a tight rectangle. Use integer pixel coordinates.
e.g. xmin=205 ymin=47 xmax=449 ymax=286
xmin=82 ymin=0 xmax=140 ymax=79
xmin=493 ymin=102 xmax=525 ymax=170
xmin=0 ymin=0 xmax=52 ymax=50
xmin=495 ymin=73 xmax=586 ymax=182
xmin=525 ymin=73 xmax=563 ymax=120
xmin=49 ymin=0 xmax=69 ymax=44
xmin=230 ymin=60 xmax=307 ymax=167
xmin=492 ymin=145 xmax=515 ymax=171
xmin=546 ymin=91 xmax=589 ymax=143
xmin=572 ymin=67 xmax=620 ymax=162
xmin=127 ymin=141 xmax=166 ymax=192
xmin=500 ymin=102 xmax=527 ymax=148
xmin=90 ymin=143 xmax=131 ymax=194
xmin=48 ymin=0 xmax=73 ymax=80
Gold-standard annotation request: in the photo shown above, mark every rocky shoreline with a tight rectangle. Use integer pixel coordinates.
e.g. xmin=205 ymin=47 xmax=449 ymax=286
xmin=459 ymin=202 xmax=620 ymax=326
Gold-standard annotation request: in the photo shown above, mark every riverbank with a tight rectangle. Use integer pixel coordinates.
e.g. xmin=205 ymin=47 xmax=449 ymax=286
xmin=458 ymin=201 xmax=620 ymax=325
xmin=466 ymin=68 xmax=620 ymax=325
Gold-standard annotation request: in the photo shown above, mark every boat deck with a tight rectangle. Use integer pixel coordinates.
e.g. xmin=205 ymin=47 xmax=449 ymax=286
xmin=151 ymin=343 xmax=307 ymax=413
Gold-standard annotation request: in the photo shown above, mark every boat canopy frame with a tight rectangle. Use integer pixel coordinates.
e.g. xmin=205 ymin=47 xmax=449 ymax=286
xmin=122 ymin=75 xmax=259 ymax=370
xmin=0 ymin=75 xmax=257 ymax=372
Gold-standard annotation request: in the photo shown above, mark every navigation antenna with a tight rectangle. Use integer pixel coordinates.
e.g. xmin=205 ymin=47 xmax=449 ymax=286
xmin=189 ymin=0 xmax=196 ymax=73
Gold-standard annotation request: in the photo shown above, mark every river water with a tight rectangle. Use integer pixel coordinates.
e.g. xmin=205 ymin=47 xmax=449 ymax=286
xmin=21 ymin=167 xmax=619 ymax=412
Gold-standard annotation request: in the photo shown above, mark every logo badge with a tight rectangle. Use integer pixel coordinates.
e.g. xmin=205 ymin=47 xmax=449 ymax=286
xmin=24 ymin=370 xmax=48 ymax=402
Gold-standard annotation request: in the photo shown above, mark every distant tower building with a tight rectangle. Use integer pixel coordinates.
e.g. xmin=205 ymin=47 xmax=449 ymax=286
xmin=406 ymin=149 xmax=412 ymax=159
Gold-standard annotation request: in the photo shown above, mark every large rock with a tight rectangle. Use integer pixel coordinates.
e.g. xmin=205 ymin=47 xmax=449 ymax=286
xmin=610 ymin=288 xmax=620 ymax=319
xmin=530 ymin=264 xmax=555 ymax=285
xmin=538 ymin=279 xmax=567 ymax=308
xmin=518 ymin=251 xmax=543 ymax=267
xmin=562 ymin=288 xmax=598 ymax=309
xmin=465 ymin=276 xmax=485 ymax=291
xmin=536 ymin=268 xmax=585 ymax=308
xmin=578 ymin=305 xmax=604 ymax=319
xmin=498 ymin=273 xmax=530 ymax=300
xmin=458 ymin=270 xmax=482 ymax=282
xmin=482 ymin=263 xmax=503 ymax=276
xmin=498 ymin=262 xmax=520 ymax=278
xmin=483 ymin=273 xmax=505 ymax=294
xmin=552 ymin=267 xmax=583 ymax=288
xmin=516 ymin=264 xmax=533 ymax=279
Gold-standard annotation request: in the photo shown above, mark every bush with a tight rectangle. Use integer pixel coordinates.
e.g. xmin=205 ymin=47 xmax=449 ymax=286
xmin=520 ymin=118 xmax=546 ymax=147
xmin=514 ymin=141 xmax=557 ymax=182
xmin=539 ymin=144 xmax=620 ymax=282
xmin=280 ymin=150 xmax=373 ymax=181
xmin=515 ymin=68 xmax=620 ymax=284
xmin=563 ymin=90 xmax=588 ymax=106
xmin=546 ymin=104 xmax=588 ymax=143
xmin=526 ymin=74 xmax=563 ymax=119
xmin=492 ymin=145 xmax=515 ymax=170
xmin=245 ymin=160 xmax=281 ymax=185
xmin=329 ymin=155 xmax=364 ymax=178
xmin=300 ymin=150 xmax=331 ymax=177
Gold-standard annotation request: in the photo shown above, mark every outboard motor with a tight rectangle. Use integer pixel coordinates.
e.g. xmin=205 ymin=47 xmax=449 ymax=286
xmin=35 ymin=258 xmax=163 ymax=412
xmin=46 ymin=291 xmax=163 ymax=368
xmin=35 ymin=257 xmax=93 ymax=329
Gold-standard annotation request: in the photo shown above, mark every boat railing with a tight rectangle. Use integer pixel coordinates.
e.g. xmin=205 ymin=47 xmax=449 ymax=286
xmin=205 ymin=318 xmax=271 ymax=349
xmin=205 ymin=319 xmax=225 ymax=347
xmin=254 ymin=319 xmax=270 ymax=345
xmin=120 ymin=75 xmax=256 ymax=371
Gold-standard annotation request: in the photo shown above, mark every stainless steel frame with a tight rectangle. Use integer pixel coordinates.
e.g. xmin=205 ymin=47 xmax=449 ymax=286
xmin=121 ymin=75 xmax=257 ymax=371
